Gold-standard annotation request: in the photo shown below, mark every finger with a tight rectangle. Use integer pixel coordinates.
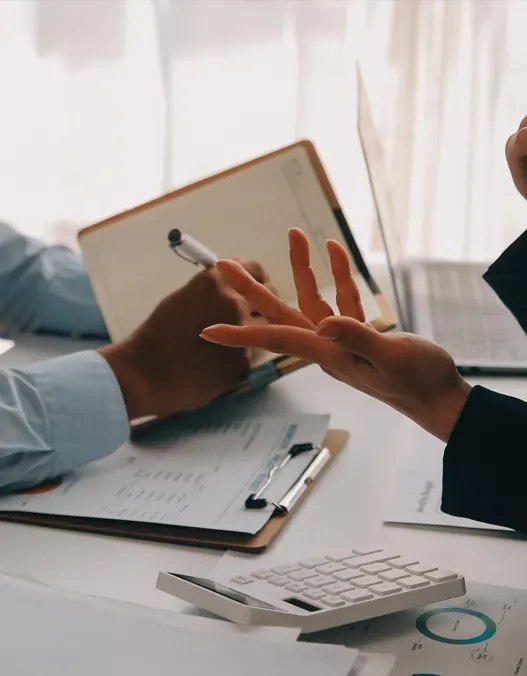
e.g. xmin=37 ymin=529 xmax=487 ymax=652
xmin=201 ymin=323 xmax=343 ymax=369
xmin=316 ymin=316 xmax=382 ymax=362
xmin=232 ymin=257 xmax=276 ymax=316
xmin=326 ymin=239 xmax=366 ymax=321
xmin=289 ymin=228 xmax=334 ymax=324
xmin=216 ymin=259 xmax=314 ymax=329
xmin=232 ymin=257 xmax=269 ymax=285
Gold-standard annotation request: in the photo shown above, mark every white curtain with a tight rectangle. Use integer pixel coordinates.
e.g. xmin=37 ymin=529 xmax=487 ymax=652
xmin=0 ymin=0 xmax=526 ymax=262
xmin=361 ymin=0 xmax=527 ymax=261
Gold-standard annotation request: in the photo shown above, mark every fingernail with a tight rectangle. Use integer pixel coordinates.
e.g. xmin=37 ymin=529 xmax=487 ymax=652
xmin=317 ymin=323 xmax=339 ymax=340
xmin=200 ymin=328 xmax=219 ymax=342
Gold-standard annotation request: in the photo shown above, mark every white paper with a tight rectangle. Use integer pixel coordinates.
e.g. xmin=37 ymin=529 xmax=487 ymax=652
xmin=349 ymin=653 xmax=396 ymax=676
xmin=0 ymin=570 xmax=300 ymax=644
xmin=0 ymin=338 xmax=14 ymax=356
xmin=384 ymin=427 xmax=509 ymax=531
xmin=303 ymin=582 xmax=527 ymax=675
xmin=0 ymin=577 xmax=359 ymax=676
xmin=0 ymin=414 xmax=329 ymax=535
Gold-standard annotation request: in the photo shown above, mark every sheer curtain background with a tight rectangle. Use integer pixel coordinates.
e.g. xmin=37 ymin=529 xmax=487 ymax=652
xmin=0 ymin=0 xmax=526 ymax=261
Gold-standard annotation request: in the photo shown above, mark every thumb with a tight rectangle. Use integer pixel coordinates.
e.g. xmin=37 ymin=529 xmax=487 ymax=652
xmin=316 ymin=316 xmax=382 ymax=363
xmin=506 ymin=118 xmax=527 ymax=200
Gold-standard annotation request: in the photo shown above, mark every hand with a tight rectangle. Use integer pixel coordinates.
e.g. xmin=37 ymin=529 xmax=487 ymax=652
xmin=506 ymin=115 xmax=527 ymax=201
xmin=99 ymin=259 xmax=268 ymax=420
xmin=201 ymin=229 xmax=471 ymax=442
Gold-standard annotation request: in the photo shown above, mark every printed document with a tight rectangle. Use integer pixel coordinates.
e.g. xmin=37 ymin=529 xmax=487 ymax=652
xmin=304 ymin=582 xmax=527 ymax=676
xmin=0 ymin=414 xmax=329 ymax=535
xmin=385 ymin=427 xmax=509 ymax=532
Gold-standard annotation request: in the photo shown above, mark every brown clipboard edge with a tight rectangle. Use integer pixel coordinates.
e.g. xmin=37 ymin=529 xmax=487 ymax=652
xmin=0 ymin=429 xmax=349 ymax=554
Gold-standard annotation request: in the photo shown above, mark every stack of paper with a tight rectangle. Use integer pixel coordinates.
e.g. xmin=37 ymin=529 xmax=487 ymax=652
xmin=0 ymin=571 xmax=361 ymax=676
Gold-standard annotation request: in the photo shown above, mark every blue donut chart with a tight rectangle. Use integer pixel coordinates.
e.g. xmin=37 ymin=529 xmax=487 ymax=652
xmin=416 ymin=607 xmax=497 ymax=645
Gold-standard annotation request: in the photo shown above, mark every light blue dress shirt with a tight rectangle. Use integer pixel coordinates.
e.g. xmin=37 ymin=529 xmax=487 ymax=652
xmin=0 ymin=222 xmax=129 ymax=493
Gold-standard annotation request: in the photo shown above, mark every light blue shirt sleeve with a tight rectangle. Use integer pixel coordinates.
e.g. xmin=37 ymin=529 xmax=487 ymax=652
xmin=0 ymin=222 xmax=128 ymax=493
xmin=0 ymin=221 xmax=107 ymax=337
xmin=0 ymin=351 xmax=129 ymax=493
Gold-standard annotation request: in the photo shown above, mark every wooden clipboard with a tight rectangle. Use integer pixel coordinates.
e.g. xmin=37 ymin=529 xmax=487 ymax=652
xmin=0 ymin=429 xmax=349 ymax=554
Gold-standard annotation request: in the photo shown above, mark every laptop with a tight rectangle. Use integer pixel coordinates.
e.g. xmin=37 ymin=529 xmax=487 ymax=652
xmin=356 ymin=67 xmax=527 ymax=374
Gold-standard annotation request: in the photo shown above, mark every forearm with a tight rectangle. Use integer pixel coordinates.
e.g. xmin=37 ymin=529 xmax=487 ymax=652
xmin=0 ymin=351 xmax=128 ymax=493
xmin=441 ymin=385 xmax=527 ymax=532
xmin=0 ymin=222 xmax=107 ymax=338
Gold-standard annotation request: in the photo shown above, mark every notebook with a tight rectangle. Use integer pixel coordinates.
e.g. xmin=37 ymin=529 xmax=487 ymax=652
xmin=78 ymin=141 xmax=396 ymax=398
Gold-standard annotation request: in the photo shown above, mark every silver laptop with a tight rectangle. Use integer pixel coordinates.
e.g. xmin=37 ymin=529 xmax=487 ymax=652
xmin=356 ymin=68 xmax=527 ymax=374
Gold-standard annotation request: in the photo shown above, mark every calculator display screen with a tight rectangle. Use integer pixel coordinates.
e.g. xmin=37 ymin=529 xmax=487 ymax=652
xmin=173 ymin=574 xmax=277 ymax=609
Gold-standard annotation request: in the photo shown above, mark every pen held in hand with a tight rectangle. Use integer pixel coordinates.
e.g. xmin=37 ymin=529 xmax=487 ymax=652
xmin=168 ymin=229 xmax=219 ymax=269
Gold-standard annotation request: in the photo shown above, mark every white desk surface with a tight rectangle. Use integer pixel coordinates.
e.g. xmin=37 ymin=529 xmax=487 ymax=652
xmin=1 ymin=336 xmax=527 ymax=611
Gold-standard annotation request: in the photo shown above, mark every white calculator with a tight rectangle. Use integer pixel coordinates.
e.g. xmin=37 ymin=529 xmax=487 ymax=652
xmin=157 ymin=545 xmax=466 ymax=633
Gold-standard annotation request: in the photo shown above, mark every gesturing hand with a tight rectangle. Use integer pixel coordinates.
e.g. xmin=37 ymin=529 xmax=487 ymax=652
xmin=201 ymin=228 xmax=471 ymax=442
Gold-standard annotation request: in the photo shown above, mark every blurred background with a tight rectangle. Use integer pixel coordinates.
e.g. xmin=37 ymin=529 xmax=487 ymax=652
xmin=0 ymin=0 xmax=525 ymax=261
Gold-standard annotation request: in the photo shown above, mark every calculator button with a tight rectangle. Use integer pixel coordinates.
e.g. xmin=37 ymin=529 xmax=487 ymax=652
xmin=407 ymin=563 xmax=438 ymax=575
xmin=378 ymin=569 xmax=411 ymax=582
xmin=271 ymin=564 xmax=301 ymax=575
xmin=322 ymin=582 xmax=353 ymax=595
xmin=288 ymin=570 xmax=317 ymax=582
xmin=268 ymin=576 xmax=288 ymax=586
xmin=398 ymin=576 xmax=430 ymax=589
xmin=306 ymin=575 xmax=334 ymax=588
xmin=315 ymin=563 xmax=346 ymax=575
xmin=352 ymin=546 xmax=383 ymax=556
xmin=252 ymin=570 xmax=273 ymax=580
xmin=327 ymin=553 xmax=354 ymax=562
xmin=299 ymin=557 xmax=328 ymax=568
xmin=361 ymin=563 xmax=391 ymax=575
xmin=371 ymin=582 xmax=402 ymax=596
xmin=333 ymin=569 xmax=366 ymax=582
xmin=304 ymin=589 xmax=326 ymax=600
xmin=322 ymin=595 xmax=346 ymax=607
xmin=353 ymin=576 xmax=383 ymax=589
xmin=387 ymin=556 xmax=419 ymax=569
xmin=344 ymin=553 xmax=399 ymax=568
xmin=285 ymin=583 xmax=308 ymax=593
xmin=231 ymin=575 xmax=253 ymax=585
xmin=341 ymin=589 xmax=375 ymax=603
xmin=425 ymin=570 xmax=458 ymax=582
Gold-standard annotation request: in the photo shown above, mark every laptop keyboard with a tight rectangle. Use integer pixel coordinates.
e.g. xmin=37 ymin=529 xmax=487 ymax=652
xmin=425 ymin=261 xmax=527 ymax=362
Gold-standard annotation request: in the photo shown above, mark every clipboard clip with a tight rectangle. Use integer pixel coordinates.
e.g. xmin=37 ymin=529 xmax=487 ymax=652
xmin=245 ymin=443 xmax=331 ymax=515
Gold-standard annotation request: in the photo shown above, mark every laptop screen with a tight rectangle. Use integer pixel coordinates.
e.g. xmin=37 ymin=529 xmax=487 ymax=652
xmin=355 ymin=67 xmax=409 ymax=331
